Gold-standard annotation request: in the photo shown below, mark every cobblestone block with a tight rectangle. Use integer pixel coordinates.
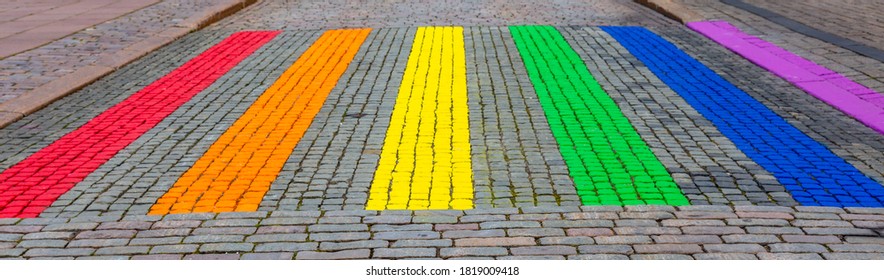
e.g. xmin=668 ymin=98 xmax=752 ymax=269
xmin=631 ymin=254 xmax=693 ymax=260
xmin=682 ymin=226 xmax=745 ymax=235
xmin=745 ymin=227 xmax=804 ymax=235
xmin=507 ymin=228 xmax=565 ymax=237
xmin=435 ymin=224 xmax=479 ymax=231
xmin=538 ymin=236 xmax=596 ymax=245
xmin=254 ymin=242 xmax=318 ymax=252
xmin=497 ymin=255 xmax=565 ymax=260
xmin=75 ymin=230 xmax=136 ymax=239
xmin=725 ymin=219 xmax=790 ymax=226
xmin=441 ymin=247 xmax=508 ymax=257
xmin=309 ymin=224 xmax=369 ymax=232
xmin=735 ymin=212 xmax=795 ymax=220
xmin=722 ymin=234 xmax=781 ymax=244
xmin=634 ymin=244 xmax=702 ymax=254
xmin=309 ymin=232 xmax=371 ymax=242
xmin=0 ymin=226 xmax=43 ymax=233
xmin=564 ymin=212 xmax=620 ymax=220
xmin=510 ymin=246 xmax=577 ymax=256
xmin=568 ymin=254 xmax=629 ymax=260
xmin=594 ymin=235 xmax=653 ymax=245
xmin=757 ymin=253 xmax=823 ymax=260
xmin=614 ymin=227 xmax=681 ymax=235
xmin=802 ymin=228 xmax=877 ymax=236
xmin=43 ymin=223 xmax=99 ymax=231
xmin=391 ymin=239 xmax=452 ymax=248
xmin=97 ymin=221 xmax=152 ymax=230
xmin=256 ymin=226 xmax=307 ymax=234
xmin=151 ymin=220 xmax=201 ymax=229
xmin=260 ymin=217 xmax=318 ymax=225
xmin=373 ymin=231 xmax=440 ymax=240
xmin=199 ymin=243 xmax=254 ymax=253
xmin=768 ymin=243 xmax=830 ymax=253
xmin=614 ymin=220 xmax=659 ymax=227
xmin=319 ymin=240 xmax=389 ymax=251
xmin=24 ymin=248 xmax=94 ymax=257
xmin=95 ymin=246 xmax=149 ymax=255
xmin=781 ymin=235 xmax=842 ymax=244
xmin=822 ymin=253 xmax=884 ymax=260
xmin=0 ymin=248 xmax=24 ymax=257
xmin=68 ymin=239 xmax=129 ymax=248
xmin=192 ymin=227 xmax=256 ymax=235
xmin=241 ymin=252 xmax=294 ymax=260
xmin=129 ymin=237 xmax=183 ymax=246
xmin=373 ymin=248 xmax=437 ymax=258
xmin=370 ymin=224 xmax=433 ymax=232
xmin=703 ymin=244 xmax=766 ymax=253
xmin=296 ymin=249 xmax=370 ymax=260
xmin=455 ymin=237 xmax=536 ymax=247
xmin=565 ymin=228 xmax=615 ymax=237
xmin=22 ymin=232 xmax=74 ymax=240
xmin=132 ymin=254 xmax=183 ymax=260
xmin=653 ymin=235 xmax=722 ymax=244
xmin=362 ymin=216 xmax=412 ymax=224
xmin=136 ymin=228 xmax=191 ymax=238
xmin=183 ymin=235 xmax=244 ymax=243
xmin=150 ymin=244 xmax=199 ymax=254
xmin=245 ymin=234 xmax=308 ymax=243
xmin=480 ymin=221 xmax=541 ymax=229
xmin=412 ymin=216 xmax=458 ymax=224
xmin=827 ymin=244 xmax=884 ymax=253
xmin=17 ymin=240 xmax=68 ymax=248
xmin=845 ymin=237 xmax=884 ymax=244
xmin=184 ymin=254 xmax=240 ymax=260
xmin=442 ymin=230 xmax=506 ymax=239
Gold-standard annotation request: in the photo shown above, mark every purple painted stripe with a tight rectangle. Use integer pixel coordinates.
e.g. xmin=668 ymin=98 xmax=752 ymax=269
xmin=687 ymin=20 xmax=884 ymax=134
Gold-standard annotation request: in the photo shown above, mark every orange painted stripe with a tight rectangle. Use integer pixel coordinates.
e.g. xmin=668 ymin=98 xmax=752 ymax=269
xmin=149 ymin=29 xmax=371 ymax=215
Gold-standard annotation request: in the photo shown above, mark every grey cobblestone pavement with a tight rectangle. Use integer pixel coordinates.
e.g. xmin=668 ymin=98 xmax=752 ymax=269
xmin=1 ymin=0 xmax=884 ymax=259
xmin=741 ymin=0 xmax=884 ymax=52
xmin=464 ymin=27 xmax=580 ymax=208
xmin=0 ymin=206 xmax=882 ymax=260
xmin=677 ymin=0 xmax=884 ymax=95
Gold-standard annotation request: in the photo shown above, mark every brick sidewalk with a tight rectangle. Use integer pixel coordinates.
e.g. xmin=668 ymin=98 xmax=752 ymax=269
xmin=0 ymin=0 xmax=160 ymax=59
xmin=0 ymin=0 xmax=254 ymax=128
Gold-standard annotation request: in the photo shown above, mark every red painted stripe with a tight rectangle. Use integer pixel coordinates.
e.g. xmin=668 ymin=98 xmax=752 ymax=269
xmin=0 ymin=31 xmax=280 ymax=218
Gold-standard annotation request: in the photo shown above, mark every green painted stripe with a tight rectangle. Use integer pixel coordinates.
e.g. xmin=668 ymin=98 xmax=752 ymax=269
xmin=508 ymin=25 xmax=688 ymax=206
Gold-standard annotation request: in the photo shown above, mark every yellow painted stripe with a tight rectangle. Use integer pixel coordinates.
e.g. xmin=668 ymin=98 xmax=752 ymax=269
xmin=150 ymin=29 xmax=371 ymax=215
xmin=367 ymin=26 xmax=472 ymax=210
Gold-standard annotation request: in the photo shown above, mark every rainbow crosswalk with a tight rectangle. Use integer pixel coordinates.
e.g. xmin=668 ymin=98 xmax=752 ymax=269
xmin=1 ymin=25 xmax=883 ymax=218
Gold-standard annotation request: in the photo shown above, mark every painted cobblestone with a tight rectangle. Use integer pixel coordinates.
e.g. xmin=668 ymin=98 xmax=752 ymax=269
xmin=558 ymin=26 xmax=795 ymax=206
xmin=0 ymin=31 xmax=279 ymax=218
xmin=0 ymin=0 xmax=883 ymax=259
xmin=367 ymin=26 xmax=473 ymax=210
xmin=604 ymin=26 xmax=884 ymax=207
xmin=510 ymin=25 xmax=687 ymax=206
xmin=151 ymin=29 xmax=371 ymax=214
xmin=30 ymin=31 xmax=322 ymax=218
xmin=653 ymin=27 xmax=884 ymax=200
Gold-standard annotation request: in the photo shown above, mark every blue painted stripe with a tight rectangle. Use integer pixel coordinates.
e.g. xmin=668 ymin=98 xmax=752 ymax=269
xmin=601 ymin=26 xmax=884 ymax=207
